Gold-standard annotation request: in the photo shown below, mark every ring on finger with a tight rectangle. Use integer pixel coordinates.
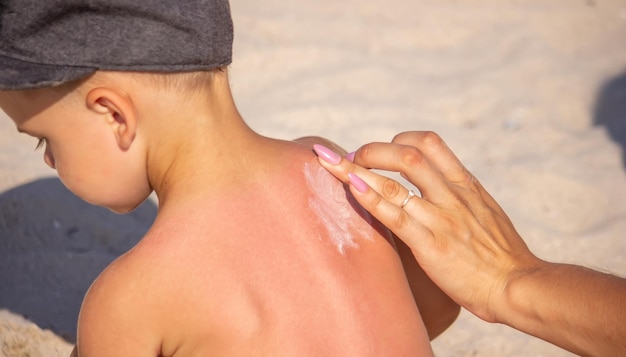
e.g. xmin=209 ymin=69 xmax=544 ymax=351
xmin=401 ymin=190 xmax=417 ymax=208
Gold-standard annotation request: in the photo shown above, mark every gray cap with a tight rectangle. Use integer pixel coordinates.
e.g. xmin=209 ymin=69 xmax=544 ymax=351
xmin=0 ymin=0 xmax=233 ymax=90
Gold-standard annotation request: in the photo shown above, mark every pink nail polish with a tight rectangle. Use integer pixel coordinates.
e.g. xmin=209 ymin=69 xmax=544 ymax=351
xmin=313 ymin=144 xmax=341 ymax=165
xmin=348 ymin=173 xmax=368 ymax=193
xmin=345 ymin=151 xmax=355 ymax=162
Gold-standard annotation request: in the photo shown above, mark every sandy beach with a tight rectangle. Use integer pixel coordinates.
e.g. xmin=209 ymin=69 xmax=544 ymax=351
xmin=1 ymin=1 xmax=626 ymax=356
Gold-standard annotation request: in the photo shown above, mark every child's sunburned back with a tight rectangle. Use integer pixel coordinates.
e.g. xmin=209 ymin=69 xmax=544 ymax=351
xmin=76 ymin=138 xmax=434 ymax=356
xmin=0 ymin=66 xmax=457 ymax=356
xmin=0 ymin=3 xmax=459 ymax=354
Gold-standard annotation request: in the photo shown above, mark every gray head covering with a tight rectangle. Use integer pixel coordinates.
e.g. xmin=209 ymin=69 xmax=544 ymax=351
xmin=0 ymin=0 xmax=233 ymax=89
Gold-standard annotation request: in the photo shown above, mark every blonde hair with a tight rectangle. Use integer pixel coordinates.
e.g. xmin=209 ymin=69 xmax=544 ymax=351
xmin=135 ymin=67 xmax=226 ymax=95
xmin=68 ymin=67 xmax=226 ymax=99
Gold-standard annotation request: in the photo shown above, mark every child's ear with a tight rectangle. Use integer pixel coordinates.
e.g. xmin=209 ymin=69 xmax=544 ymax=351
xmin=86 ymin=88 xmax=137 ymax=150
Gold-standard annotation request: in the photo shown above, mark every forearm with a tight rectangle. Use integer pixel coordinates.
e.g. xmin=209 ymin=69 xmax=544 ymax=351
xmin=503 ymin=261 xmax=626 ymax=356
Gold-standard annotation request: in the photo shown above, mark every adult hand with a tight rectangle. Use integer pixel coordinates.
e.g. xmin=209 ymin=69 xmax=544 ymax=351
xmin=314 ymin=131 xmax=626 ymax=356
xmin=316 ymin=131 xmax=538 ymax=322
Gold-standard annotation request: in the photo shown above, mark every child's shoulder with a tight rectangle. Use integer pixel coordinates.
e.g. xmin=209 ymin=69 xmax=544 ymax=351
xmin=293 ymin=136 xmax=348 ymax=156
xmin=76 ymin=234 xmax=215 ymax=355
xmin=75 ymin=249 xmax=164 ymax=355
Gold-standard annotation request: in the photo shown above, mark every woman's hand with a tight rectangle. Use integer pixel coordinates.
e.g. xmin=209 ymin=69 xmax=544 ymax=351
xmin=314 ymin=131 xmax=626 ymax=355
xmin=313 ymin=131 xmax=542 ymax=323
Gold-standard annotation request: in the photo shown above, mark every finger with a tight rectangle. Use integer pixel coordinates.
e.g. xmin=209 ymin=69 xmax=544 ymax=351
xmin=351 ymin=141 xmax=456 ymax=204
xmin=391 ymin=131 xmax=476 ymax=188
xmin=391 ymin=133 xmax=508 ymax=234
xmin=315 ymin=144 xmax=427 ymax=208
xmin=346 ymin=172 xmax=434 ymax=248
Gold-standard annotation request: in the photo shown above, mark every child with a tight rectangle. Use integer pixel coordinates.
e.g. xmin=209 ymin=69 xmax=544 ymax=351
xmin=0 ymin=1 xmax=458 ymax=356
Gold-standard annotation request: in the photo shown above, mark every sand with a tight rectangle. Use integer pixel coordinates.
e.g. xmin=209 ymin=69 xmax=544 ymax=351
xmin=1 ymin=1 xmax=625 ymax=356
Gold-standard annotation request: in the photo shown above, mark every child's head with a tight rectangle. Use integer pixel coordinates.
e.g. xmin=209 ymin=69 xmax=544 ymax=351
xmin=1 ymin=69 xmax=229 ymax=213
xmin=0 ymin=0 xmax=234 ymax=212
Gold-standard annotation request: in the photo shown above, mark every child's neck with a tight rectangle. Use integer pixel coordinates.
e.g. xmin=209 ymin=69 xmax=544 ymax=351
xmin=141 ymin=76 xmax=278 ymax=208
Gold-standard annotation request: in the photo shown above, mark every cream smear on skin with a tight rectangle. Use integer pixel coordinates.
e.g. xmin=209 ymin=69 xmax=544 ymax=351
xmin=303 ymin=162 xmax=374 ymax=254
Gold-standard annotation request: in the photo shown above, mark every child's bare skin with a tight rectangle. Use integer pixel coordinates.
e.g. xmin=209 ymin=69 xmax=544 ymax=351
xmin=1 ymin=69 xmax=458 ymax=356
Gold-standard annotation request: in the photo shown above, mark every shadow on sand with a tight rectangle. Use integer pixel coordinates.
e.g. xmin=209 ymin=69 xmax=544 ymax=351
xmin=593 ymin=70 xmax=626 ymax=169
xmin=0 ymin=177 xmax=156 ymax=342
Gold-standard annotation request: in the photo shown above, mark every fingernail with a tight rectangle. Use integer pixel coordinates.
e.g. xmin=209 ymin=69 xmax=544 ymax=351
xmin=348 ymin=173 xmax=368 ymax=193
xmin=345 ymin=151 xmax=355 ymax=162
xmin=313 ymin=144 xmax=341 ymax=165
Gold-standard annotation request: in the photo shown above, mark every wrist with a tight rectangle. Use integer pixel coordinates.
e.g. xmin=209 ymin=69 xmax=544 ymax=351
xmin=498 ymin=261 xmax=626 ymax=355
xmin=496 ymin=256 xmax=548 ymax=327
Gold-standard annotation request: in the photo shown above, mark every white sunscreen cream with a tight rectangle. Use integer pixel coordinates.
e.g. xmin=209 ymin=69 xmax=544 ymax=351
xmin=303 ymin=162 xmax=373 ymax=254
